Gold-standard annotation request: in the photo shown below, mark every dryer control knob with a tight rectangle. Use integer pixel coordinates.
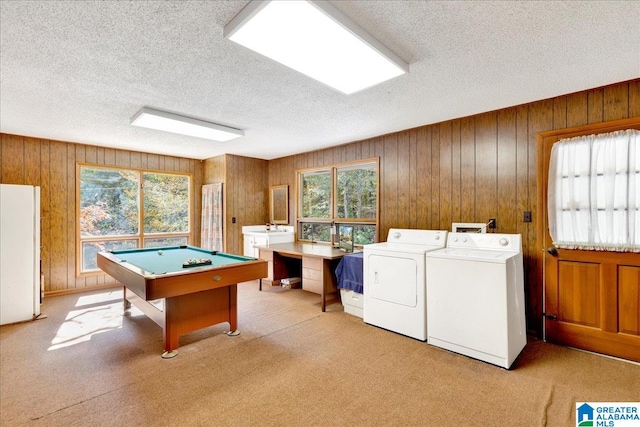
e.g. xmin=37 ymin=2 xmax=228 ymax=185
xmin=435 ymin=235 xmax=440 ymax=240
xmin=393 ymin=232 xmax=401 ymax=239
xmin=462 ymin=238 xmax=467 ymax=243
xmin=453 ymin=237 xmax=458 ymax=242
xmin=499 ymin=238 xmax=509 ymax=246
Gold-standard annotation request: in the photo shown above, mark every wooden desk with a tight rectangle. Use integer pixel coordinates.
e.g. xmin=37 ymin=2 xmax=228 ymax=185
xmin=257 ymin=242 xmax=346 ymax=312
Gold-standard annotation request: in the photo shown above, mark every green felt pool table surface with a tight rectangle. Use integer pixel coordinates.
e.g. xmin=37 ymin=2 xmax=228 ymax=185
xmin=111 ymin=245 xmax=253 ymax=275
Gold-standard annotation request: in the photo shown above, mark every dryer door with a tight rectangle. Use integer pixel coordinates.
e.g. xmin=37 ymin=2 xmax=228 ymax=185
xmin=367 ymin=254 xmax=418 ymax=307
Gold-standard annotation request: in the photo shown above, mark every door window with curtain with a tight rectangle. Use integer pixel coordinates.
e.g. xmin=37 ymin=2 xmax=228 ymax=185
xmin=547 ymin=129 xmax=639 ymax=252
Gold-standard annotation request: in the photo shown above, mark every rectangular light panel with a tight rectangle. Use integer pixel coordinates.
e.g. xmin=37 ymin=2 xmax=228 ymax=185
xmin=224 ymin=0 xmax=409 ymax=95
xmin=130 ymin=107 xmax=244 ymax=142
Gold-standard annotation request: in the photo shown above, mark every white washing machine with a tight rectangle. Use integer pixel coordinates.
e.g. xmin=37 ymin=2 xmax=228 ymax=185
xmin=426 ymin=232 xmax=526 ymax=369
xmin=363 ymin=229 xmax=447 ymax=341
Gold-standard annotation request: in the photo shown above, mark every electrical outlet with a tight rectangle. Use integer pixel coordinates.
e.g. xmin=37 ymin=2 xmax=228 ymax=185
xmin=232 ymin=217 xmax=236 ymax=224
xmin=487 ymin=218 xmax=496 ymax=229
xmin=523 ymin=211 xmax=532 ymax=223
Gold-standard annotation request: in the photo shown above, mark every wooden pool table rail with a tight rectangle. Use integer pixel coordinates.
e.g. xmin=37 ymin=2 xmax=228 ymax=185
xmin=97 ymin=251 xmax=267 ymax=300
xmin=97 ymin=251 xmax=267 ymax=356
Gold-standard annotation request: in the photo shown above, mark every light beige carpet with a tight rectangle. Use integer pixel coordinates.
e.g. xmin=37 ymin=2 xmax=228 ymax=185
xmin=1 ymin=281 xmax=638 ymax=426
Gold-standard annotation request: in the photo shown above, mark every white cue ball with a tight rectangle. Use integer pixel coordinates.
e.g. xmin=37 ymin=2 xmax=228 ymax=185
xmin=158 ymin=250 xmax=163 ymax=255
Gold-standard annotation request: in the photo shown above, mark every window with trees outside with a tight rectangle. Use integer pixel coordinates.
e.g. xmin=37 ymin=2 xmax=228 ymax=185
xmin=78 ymin=165 xmax=191 ymax=274
xmin=298 ymin=159 xmax=378 ymax=246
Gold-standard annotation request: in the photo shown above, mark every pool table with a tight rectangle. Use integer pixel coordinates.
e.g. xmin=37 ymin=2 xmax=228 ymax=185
xmin=97 ymin=245 xmax=267 ymax=358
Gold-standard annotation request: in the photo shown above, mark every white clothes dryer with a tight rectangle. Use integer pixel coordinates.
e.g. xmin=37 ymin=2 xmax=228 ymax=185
xmin=363 ymin=229 xmax=447 ymax=341
xmin=426 ymin=232 xmax=526 ymax=369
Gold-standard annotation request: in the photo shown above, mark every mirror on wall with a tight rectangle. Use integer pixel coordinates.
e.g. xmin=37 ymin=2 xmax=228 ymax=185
xmin=270 ymin=185 xmax=289 ymax=224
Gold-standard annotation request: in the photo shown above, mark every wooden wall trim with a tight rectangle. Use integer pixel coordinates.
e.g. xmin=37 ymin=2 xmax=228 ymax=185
xmin=537 ymin=116 xmax=640 ymax=139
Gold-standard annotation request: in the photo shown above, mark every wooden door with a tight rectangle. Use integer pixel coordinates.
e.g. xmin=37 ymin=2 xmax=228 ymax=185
xmin=538 ymin=118 xmax=640 ymax=362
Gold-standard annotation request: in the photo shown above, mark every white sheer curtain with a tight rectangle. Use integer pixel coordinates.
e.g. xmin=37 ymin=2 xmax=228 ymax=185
xmin=201 ymin=183 xmax=223 ymax=251
xmin=548 ymin=129 xmax=640 ymax=252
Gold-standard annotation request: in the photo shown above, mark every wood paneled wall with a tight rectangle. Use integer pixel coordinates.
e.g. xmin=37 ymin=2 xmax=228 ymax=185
xmin=268 ymin=79 xmax=640 ymax=336
xmin=204 ymin=154 xmax=225 ymax=183
xmin=1 ymin=79 xmax=638 ymax=332
xmin=0 ymin=134 xmax=204 ymax=295
xmin=203 ymin=154 xmax=269 ymax=256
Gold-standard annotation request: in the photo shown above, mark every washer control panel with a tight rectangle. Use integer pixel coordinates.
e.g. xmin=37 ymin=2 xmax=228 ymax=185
xmin=446 ymin=232 xmax=522 ymax=251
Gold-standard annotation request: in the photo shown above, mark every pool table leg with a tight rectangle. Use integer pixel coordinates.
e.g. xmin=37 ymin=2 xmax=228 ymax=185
xmin=123 ymin=287 xmax=131 ymax=310
xmin=162 ymin=350 xmax=179 ymax=359
xmin=228 ymin=284 xmax=239 ymax=335
xmin=161 ymin=284 xmax=240 ymax=357
xmin=162 ymin=328 xmax=180 ymax=359
xmin=164 ymin=317 xmax=181 ymax=358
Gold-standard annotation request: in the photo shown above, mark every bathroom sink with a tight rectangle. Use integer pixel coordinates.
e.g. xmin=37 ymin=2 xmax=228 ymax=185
xmin=245 ymin=230 xmax=293 ymax=235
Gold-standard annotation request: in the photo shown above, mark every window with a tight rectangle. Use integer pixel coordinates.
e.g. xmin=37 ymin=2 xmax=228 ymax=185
xmin=548 ymin=129 xmax=639 ymax=252
xmin=298 ymin=159 xmax=378 ymax=246
xmin=336 ymin=163 xmax=377 ymax=219
xmin=78 ymin=165 xmax=191 ymax=274
xmin=301 ymin=169 xmax=331 ymax=218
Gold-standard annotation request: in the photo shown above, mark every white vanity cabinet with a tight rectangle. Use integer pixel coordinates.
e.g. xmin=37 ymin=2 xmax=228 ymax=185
xmin=242 ymin=225 xmax=295 ymax=258
xmin=244 ymin=234 xmax=268 ymax=258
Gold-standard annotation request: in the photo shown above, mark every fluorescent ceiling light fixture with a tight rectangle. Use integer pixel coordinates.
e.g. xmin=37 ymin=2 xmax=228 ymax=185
xmin=130 ymin=107 xmax=244 ymax=142
xmin=224 ymin=0 xmax=409 ymax=95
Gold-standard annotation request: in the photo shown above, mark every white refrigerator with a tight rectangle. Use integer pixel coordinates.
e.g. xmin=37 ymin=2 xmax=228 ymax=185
xmin=0 ymin=184 xmax=41 ymax=325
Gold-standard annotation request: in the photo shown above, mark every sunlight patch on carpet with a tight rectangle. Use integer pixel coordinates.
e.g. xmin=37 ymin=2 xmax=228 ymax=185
xmin=48 ymin=291 xmax=127 ymax=351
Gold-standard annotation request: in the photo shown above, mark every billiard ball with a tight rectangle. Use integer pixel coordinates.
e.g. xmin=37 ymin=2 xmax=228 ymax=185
xmin=158 ymin=250 xmax=163 ymax=255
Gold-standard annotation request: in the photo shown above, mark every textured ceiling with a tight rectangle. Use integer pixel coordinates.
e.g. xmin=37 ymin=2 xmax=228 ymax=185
xmin=1 ymin=1 xmax=639 ymax=160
